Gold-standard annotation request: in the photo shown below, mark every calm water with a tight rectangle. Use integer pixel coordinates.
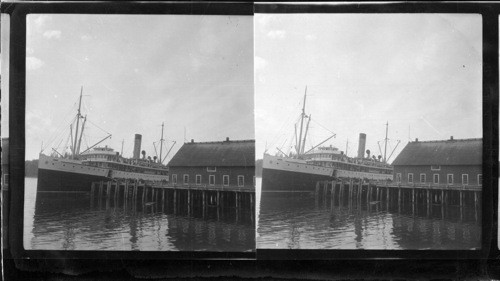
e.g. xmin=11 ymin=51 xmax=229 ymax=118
xmin=24 ymin=177 xmax=255 ymax=251
xmin=256 ymin=178 xmax=481 ymax=250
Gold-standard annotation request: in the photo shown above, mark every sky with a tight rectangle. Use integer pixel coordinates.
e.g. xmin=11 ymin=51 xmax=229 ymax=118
xmin=255 ymin=14 xmax=482 ymax=163
xmin=24 ymin=14 xmax=254 ymax=161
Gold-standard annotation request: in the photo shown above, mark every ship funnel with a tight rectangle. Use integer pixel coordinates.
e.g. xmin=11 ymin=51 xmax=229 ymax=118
xmin=357 ymin=133 xmax=366 ymax=158
xmin=133 ymin=134 xmax=142 ymax=159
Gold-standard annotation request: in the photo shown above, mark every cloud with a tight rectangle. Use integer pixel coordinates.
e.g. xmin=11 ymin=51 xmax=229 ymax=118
xmin=34 ymin=15 xmax=52 ymax=30
xmin=267 ymin=30 xmax=286 ymax=39
xmin=26 ymin=57 xmax=44 ymax=70
xmin=43 ymin=30 xmax=61 ymax=39
xmin=81 ymin=34 xmax=92 ymax=41
xmin=26 ymin=47 xmax=35 ymax=55
xmin=305 ymin=34 xmax=317 ymax=41
xmin=256 ymin=15 xmax=272 ymax=28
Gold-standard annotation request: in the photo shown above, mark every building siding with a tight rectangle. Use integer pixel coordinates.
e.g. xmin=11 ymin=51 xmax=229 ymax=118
xmin=393 ymin=165 xmax=482 ymax=186
xmin=169 ymin=166 xmax=255 ymax=188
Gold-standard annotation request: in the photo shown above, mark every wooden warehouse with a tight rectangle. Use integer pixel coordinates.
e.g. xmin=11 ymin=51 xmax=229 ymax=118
xmin=167 ymin=138 xmax=255 ymax=188
xmin=392 ymin=137 xmax=482 ymax=187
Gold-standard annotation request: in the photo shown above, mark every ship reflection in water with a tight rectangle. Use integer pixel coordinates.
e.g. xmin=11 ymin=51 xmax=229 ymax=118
xmin=257 ymin=178 xmax=480 ymax=250
xmin=24 ymin=178 xmax=255 ymax=251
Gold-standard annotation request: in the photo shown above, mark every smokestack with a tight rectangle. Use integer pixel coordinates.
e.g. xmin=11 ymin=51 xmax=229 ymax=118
xmin=133 ymin=134 xmax=142 ymax=159
xmin=357 ymin=133 xmax=366 ymax=158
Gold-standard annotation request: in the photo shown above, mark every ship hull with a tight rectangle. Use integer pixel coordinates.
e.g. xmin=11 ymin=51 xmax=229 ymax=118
xmin=261 ymin=167 xmax=333 ymax=192
xmin=37 ymin=168 xmax=108 ymax=193
xmin=36 ymin=154 xmax=169 ymax=192
xmin=261 ymin=154 xmax=334 ymax=192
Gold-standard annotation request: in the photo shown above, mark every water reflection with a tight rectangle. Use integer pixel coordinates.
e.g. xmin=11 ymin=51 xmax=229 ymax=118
xmin=257 ymin=179 xmax=480 ymax=250
xmin=24 ymin=178 xmax=254 ymax=251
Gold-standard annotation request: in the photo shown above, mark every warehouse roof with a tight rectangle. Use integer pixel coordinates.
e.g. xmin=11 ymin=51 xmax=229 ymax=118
xmin=392 ymin=138 xmax=481 ymax=166
xmin=168 ymin=138 xmax=255 ymax=167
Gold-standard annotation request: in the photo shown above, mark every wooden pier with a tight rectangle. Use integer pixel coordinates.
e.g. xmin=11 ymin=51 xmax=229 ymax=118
xmin=89 ymin=180 xmax=255 ymax=223
xmin=314 ymin=179 xmax=481 ymax=221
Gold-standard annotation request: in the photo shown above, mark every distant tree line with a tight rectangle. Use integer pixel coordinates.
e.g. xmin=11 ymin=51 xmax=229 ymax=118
xmin=255 ymin=159 xmax=263 ymax=177
xmin=25 ymin=159 xmax=38 ymax=177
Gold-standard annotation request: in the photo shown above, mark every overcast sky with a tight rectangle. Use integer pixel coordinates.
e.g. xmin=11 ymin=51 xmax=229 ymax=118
xmin=255 ymin=14 xmax=482 ymax=163
xmin=24 ymin=14 xmax=254 ymax=161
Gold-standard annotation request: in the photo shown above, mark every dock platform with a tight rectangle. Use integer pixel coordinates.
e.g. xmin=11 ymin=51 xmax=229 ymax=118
xmin=89 ymin=180 xmax=255 ymax=220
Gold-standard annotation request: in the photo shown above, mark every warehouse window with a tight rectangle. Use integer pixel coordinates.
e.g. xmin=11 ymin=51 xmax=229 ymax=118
xmin=478 ymin=174 xmax=482 ymax=186
xmin=462 ymin=174 xmax=468 ymax=185
xmin=3 ymin=174 xmax=8 ymax=187
xmin=396 ymin=173 xmax=401 ymax=183
xmin=207 ymin=166 xmax=216 ymax=172
xmin=420 ymin=173 xmax=426 ymax=183
xmin=433 ymin=174 xmax=439 ymax=184
xmin=431 ymin=165 xmax=441 ymax=171
xmin=196 ymin=175 xmax=201 ymax=185
xmin=447 ymin=174 xmax=453 ymax=185
xmin=223 ymin=175 xmax=229 ymax=186
xmin=183 ymin=174 xmax=189 ymax=185
xmin=238 ymin=175 xmax=244 ymax=187
xmin=172 ymin=174 xmax=177 ymax=184
xmin=209 ymin=175 xmax=215 ymax=186
xmin=408 ymin=173 xmax=413 ymax=183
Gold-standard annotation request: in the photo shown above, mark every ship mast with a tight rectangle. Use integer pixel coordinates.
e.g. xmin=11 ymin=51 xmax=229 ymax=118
xmin=72 ymin=86 xmax=84 ymax=159
xmin=301 ymin=114 xmax=311 ymax=155
xmin=159 ymin=122 xmax=165 ymax=164
xmin=383 ymin=121 xmax=388 ymax=163
xmin=296 ymin=86 xmax=307 ymax=157
xmin=76 ymin=115 xmax=87 ymax=155
xmin=345 ymin=139 xmax=348 ymax=157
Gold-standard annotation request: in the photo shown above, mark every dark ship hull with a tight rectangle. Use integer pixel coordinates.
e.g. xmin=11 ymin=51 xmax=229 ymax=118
xmin=261 ymin=167 xmax=333 ymax=193
xmin=37 ymin=168 xmax=108 ymax=193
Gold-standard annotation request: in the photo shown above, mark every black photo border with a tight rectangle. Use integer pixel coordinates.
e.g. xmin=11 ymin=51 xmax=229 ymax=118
xmin=2 ymin=1 xmax=256 ymax=261
xmin=254 ymin=2 xmax=498 ymax=261
xmin=1 ymin=1 xmax=500 ymax=278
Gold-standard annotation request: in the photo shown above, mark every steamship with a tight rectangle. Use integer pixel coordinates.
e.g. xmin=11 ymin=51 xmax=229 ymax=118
xmin=37 ymin=89 xmax=170 ymax=192
xmin=262 ymin=88 xmax=394 ymax=192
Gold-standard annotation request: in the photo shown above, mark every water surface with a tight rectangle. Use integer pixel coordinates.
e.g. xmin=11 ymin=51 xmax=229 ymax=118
xmin=256 ymin=178 xmax=481 ymax=250
xmin=24 ymin=177 xmax=255 ymax=251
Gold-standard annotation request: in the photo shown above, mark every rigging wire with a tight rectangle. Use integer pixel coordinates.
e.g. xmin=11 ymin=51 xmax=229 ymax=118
xmin=62 ymin=130 xmax=71 ymax=155
xmin=84 ymin=133 xmax=89 ymax=151
xmin=41 ymin=97 xmax=81 ymax=152
xmin=86 ymin=119 xmax=112 ymax=136
xmin=310 ymin=119 xmax=336 ymax=135
xmin=266 ymin=96 xmax=304 ymax=152
xmin=267 ymin=113 xmax=301 ymax=153
xmin=43 ymin=115 xmax=77 ymax=152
